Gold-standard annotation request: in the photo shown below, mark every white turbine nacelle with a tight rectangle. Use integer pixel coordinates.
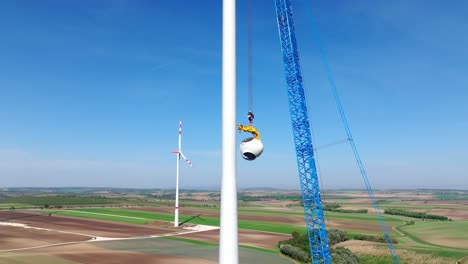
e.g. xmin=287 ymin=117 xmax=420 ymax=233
xmin=239 ymin=137 xmax=264 ymax=161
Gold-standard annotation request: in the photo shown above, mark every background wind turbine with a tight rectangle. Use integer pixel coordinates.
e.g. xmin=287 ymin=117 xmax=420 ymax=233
xmin=171 ymin=120 xmax=192 ymax=227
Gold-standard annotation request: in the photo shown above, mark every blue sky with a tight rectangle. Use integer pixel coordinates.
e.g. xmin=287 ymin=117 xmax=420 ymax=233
xmin=0 ymin=0 xmax=467 ymax=189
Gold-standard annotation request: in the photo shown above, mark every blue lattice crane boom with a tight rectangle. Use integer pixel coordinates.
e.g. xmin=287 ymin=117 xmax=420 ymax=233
xmin=274 ymin=0 xmax=331 ymax=263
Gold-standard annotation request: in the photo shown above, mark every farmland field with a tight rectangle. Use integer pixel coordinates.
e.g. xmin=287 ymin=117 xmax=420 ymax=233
xmin=400 ymin=221 xmax=468 ymax=249
xmin=1 ymin=188 xmax=468 ymax=263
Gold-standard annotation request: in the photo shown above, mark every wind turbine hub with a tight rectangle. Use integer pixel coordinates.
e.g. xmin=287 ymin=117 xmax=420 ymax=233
xmin=240 ymin=137 xmax=264 ymax=160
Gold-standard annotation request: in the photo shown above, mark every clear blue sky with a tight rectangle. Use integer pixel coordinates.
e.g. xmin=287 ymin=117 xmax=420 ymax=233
xmin=0 ymin=0 xmax=467 ymax=189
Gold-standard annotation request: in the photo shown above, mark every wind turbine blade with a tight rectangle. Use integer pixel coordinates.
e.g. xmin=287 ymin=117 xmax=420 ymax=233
xmin=178 ymin=120 xmax=182 ymax=152
xmin=179 ymin=152 xmax=192 ymax=167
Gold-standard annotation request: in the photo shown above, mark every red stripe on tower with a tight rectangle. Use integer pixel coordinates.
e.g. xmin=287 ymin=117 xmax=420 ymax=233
xmin=179 ymin=121 xmax=182 ymax=134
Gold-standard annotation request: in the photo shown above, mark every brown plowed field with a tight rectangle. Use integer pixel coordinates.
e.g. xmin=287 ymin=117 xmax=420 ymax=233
xmin=178 ymin=229 xmax=290 ymax=250
xmin=13 ymin=242 xmax=217 ymax=264
xmin=0 ymin=225 xmax=89 ymax=250
xmin=0 ymin=211 xmax=174 ymax=238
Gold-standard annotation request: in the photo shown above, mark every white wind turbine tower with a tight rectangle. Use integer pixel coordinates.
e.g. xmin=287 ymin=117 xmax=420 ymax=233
xmin=171 ymin=120 xmax=192 ymax=227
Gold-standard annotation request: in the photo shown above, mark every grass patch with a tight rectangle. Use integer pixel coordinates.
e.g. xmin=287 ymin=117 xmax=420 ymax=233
xmin=0 ymin=203 xmax=37 ymax=209
xmin=412 ymin=248 xmax=468 ymax=259
xmin=358 ymin=254 xmax=392 ymax=264
xmin=400 ymin=221 xmax=468 ymax=249
xmin=48 ymin=210 xmax=148 ymax=224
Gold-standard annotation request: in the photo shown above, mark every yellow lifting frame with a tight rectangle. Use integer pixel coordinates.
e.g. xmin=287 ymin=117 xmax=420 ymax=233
xmin=238 ymin=124 xmax=261 ymax=140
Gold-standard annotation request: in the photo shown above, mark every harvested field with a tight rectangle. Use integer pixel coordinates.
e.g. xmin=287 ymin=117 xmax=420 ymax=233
xmin=0 ymin=211 xmax=174 ymax=238
xmin=62 ymin=252 xmax=214 ymax=264
xmin=0 ymin=225 xmax=89 ymax=250
xmin=5 ymin=237 xmax=294 ymax=264
xmin=178 ymin=229 xmax=290 ymax=250
xmin=1 ymin=242 xmax=217 ymax=264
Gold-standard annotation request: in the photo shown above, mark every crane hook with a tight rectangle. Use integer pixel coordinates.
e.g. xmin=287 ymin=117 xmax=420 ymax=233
xmin=247 ymin=111 xmax=254 ymax=125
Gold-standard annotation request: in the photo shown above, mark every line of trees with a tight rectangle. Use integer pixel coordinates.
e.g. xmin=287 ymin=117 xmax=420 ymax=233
xmin=323 ymin=203 xmax=368 ymax=214
xmin=385 ymin=208 xmax=448 ymax=220
xmin=278 ymin=229 xmax=359 ymax=264
xmin=351 ymin=234 xmax=398 ymax=244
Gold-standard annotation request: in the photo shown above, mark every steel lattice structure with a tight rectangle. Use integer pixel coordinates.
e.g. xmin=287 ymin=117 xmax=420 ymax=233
xmin=274 ymin=0 xmax=331 ymax=263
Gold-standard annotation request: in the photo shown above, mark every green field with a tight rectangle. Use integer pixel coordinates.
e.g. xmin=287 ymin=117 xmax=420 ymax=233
xmin=45 ymin=207 xmax=404 ymax=236
xmin=0 ymin=203 xmax=38 ymax=209
xmin=400 ymin=221 xmax=468 ymax=249
xmin=4 ymin=188 xmax=467 ymax=263
xmin=49 ymin=208 xmax=308 ymax=234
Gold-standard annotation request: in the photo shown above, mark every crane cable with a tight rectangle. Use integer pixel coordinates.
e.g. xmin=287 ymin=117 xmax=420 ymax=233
xmin=247 ymin=0 xmax=254 ymax=113
xmin=301 ymin=1 xmax=400 ymax=263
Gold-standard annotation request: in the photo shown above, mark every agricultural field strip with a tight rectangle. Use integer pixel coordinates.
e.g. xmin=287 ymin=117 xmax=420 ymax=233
xmin=54 ymin=208 xmax=398 ymax=236
xmin=44 ymin=210 xmax=148 ymax=225
xmin=0 ymin=240 xmax=87 ymax=253
xmin=0 ymin=221 xmax=96 ymax=239
xmin=395 ymin=223 xmax=468 ymax=251
xmin=74 ymin=207 xmax=399 ymax=226
xmin=0 ymin=221 xmax=220 ymax=253
xmin=0 ymin=203 xmax=38 ymax=209
xmin=63 ymin=208 xmax=306 ymax=234
xmin=65 ymin=210 xmax=150 ymax=221
xmin=399 ymin=221 xmax=468 ymax=247
xmin=239 ymin=208 xmax=405 ymax=223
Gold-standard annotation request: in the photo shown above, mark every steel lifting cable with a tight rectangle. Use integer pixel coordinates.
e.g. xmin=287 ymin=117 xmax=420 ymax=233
xmin=314 ymin=138 xmax=350 ymax=151
xmin=301 ymin=1 xmax=400 ymax=263
xmin=247 ymin=0 xmax=254 ymax=112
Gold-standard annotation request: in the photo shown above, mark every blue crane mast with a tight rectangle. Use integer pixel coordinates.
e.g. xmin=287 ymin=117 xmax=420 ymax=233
xmin=274 ymin=0 xmax=331 ymax=263
xmin=274 ymin=0 xmax=400 ymax=263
